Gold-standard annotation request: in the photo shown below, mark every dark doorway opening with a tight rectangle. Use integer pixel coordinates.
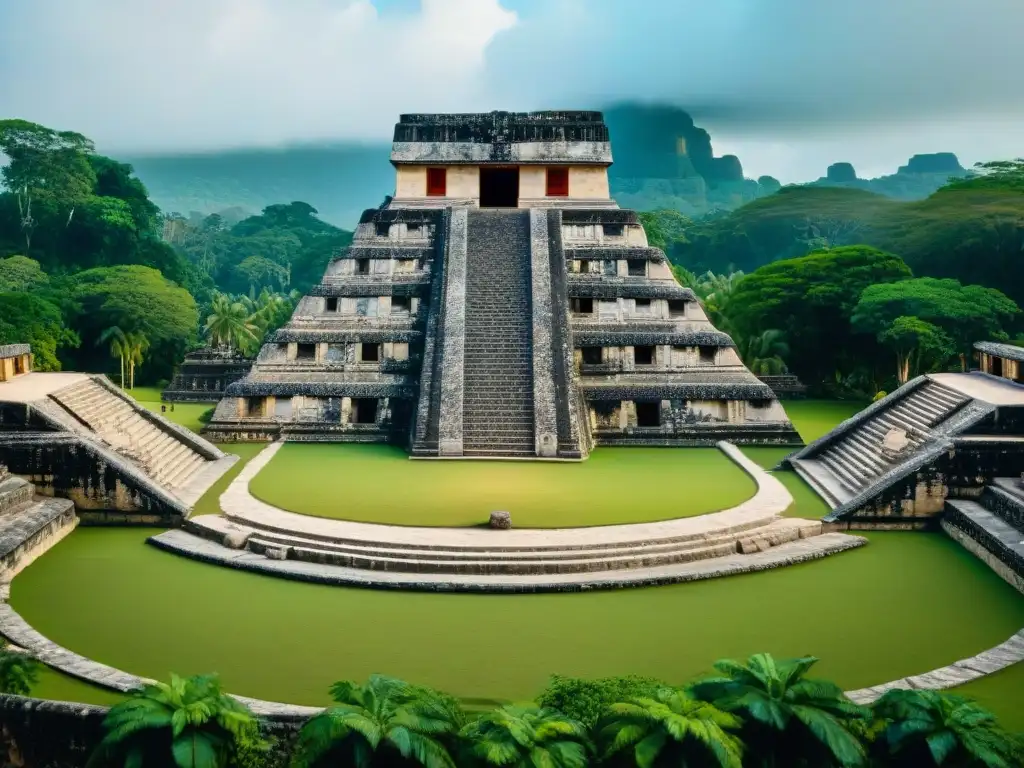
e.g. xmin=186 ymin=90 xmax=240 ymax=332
xmin=636 ymin=401 xmax=661 ymax=427
xmin=480 ymin=167 xmax=519 ymax=208
xmin=991 ymin=356 xmax=1004 ymax=377
xmin=352 ymin=398 xmax=378 ymax=425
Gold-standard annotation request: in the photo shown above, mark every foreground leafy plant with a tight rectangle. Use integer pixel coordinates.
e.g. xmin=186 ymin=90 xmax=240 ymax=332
xmin=598 ymin=686 xmax=744 ymax=768
xmin=690 ymin=653 xmax=867 ymax=767
xmin=88 ymin=673 xmax=264 ymax=768
xmin=870 ymin=688 xmax=1019 ymax=767
xmin=0 ymin=642 xmax=40 ymax=696
xmin=291 ymin=674 xmax=462 ymax=768
xmin=459 ymin=703 xmax=590 ymax=768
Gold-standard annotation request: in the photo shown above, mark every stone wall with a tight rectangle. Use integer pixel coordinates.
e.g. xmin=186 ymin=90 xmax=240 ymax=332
xmin=0 ymin=500 xmax=77 ymax=582
xmin=0 ymin=433 xmax=186 ymax=525
xmin=0 ymin=695 xmax=306 ymax=768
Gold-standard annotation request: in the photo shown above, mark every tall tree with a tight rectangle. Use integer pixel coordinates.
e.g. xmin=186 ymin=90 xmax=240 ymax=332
xmin=460 ymin=704 xmax=590 ymax=768
xmin=0 ymin=255 xmax=48 ymax=292
xmin=853 ymin=278 xmax=1019 ymax=371
xmin=98 ymin=326 xmax=129 ymax=387
xmin=0 ymin=119 xmax=96 ymax=253
xmin=204 ymin=294 xmax=257 ymax=352
xmin=0 ymin=292 xmax=78 ymax=371
xmin=599 ymin=687 xmax=744 ymax=768
xmin=68 ymin=265 xmax=198 ymax=383
xmin=728 ymin=246 xmax=912 ymax=386
xmin=691 ymin=653 xmax=867 ymax=767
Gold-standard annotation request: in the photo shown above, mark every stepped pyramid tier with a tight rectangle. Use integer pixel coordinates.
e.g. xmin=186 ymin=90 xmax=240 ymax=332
xmin=162 ymin=347 xmax=253 ymax=402
xmin=0 ymin=463 xmax=76 ymax=583
xmin=206 ymin=111 xmax=799 ymax=456
xmin=0 ymin=352 xmax=236 ymax=523
xmin=784 ymin=342 xmax=1024 ymax=528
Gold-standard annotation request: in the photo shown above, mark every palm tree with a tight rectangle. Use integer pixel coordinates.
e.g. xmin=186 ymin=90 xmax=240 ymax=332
xmin=599 ymin=687 xmax=743 ymax=768
xmin=690 ymin=653 xmax=867 ymax=767
xmin=88 ymin=673 xmax=263 ymax=768
xmin=739 ymin=329 xmax=790 ymax=376
xmin=460 ymin=703 xmax=590 ymax=768
xmin=869 ymin=688 xmax=1017 ymax=767
xmin=0 ymin=642 xmax=40 ymax=695
xmin=205 ymin=293 xmax=257 ymax=353
xmin=291 ymin=675 xmax=462 ymax=768
xmin=98 ymin=325 xmax=128 ymax=388
xmin=124 ymin=332 xmax=149 ymax=390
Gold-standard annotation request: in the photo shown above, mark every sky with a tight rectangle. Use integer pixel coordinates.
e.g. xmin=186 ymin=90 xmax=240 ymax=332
xmin=0 ymin=0 xmax=1021 ymax=182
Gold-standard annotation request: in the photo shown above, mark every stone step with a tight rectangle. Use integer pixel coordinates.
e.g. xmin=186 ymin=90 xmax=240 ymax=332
xmin=184 ymin=515 xmax=824 ymax=578
xmin=0 ymin=477 xmax=34 ymax=517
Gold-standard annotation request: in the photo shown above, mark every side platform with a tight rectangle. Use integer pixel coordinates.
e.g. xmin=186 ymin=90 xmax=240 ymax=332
xmin=0 ymin=372 xmax=236 ymax=524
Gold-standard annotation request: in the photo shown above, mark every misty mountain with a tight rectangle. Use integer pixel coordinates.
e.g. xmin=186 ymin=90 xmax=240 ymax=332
xmin=123 ymin=104 xmax=968 ymax=226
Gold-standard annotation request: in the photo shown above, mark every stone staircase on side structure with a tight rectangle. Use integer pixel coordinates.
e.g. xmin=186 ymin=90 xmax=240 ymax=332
xmin=462 ymin=210 xmax=536 ymax=457
xmin=48 ymin=378 xmax=208 ymax=492
xmin=943 ymin=479 xmax=1024 ymax=593
xmin=788 ymin=378 xmax=970 ymax=508
xmin=0 ymin=465 xmax=76 ymax=582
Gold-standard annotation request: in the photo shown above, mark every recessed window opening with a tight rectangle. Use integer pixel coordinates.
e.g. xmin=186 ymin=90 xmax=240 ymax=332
xmin=356 ymin=259 xmax=370 ymax=275
xmin=572 ymin=298 xmax=594 ymax=314
xmin=392 ymin=296 xmax=411 ymax=314
xmin=375 ymin=222 xmax=390 ymax=237
xmin=361 ymin=343 xmax=380 ymax=362
xmin=426 ymin=168 xmax=446 ymax=197
xmin=582 ymin=347 xmax=603 ymax=364
xmin=636 ymin=401 xmax=661 ymax=427
xmin=546 ymin=167 xmax=569 ymax=197
xmin=634 ymin=345 xmax=655 ymax=365
xmin=627 ymin=260 xmax=646 ymax=277
xmin=668 ymin=300 xmax=687 ymax=318
xmin=604 ymin=223 xmax=624 ymax=237
xmin=296 ymin=343 xmax=316 ymax=361
xmin=634 ymin=298 xmax=652 ymax=313
xmin=699 ymin=346 xmax=716 ymax=364
xmin=352 ymin=398 xmax=378 ymax=424
xmin=325 ymin=297 xmax=338 ymax=312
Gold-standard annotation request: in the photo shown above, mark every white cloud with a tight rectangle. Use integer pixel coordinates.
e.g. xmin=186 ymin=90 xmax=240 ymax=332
xmin=0 ymin=0 xmax=518 ymax=152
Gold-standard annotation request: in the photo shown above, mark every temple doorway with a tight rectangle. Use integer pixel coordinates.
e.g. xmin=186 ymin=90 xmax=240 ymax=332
xmin=479 ymin=167 xmax=519 ymax=208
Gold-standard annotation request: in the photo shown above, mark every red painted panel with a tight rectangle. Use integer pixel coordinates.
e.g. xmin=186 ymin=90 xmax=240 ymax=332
xmin=426 ymin=167 xmax=446 ymax=196
xmin=546 ymin=167 xmax=569 ymax=197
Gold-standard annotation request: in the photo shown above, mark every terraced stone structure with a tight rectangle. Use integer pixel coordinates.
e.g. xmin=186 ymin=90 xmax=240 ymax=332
xmin=0 ymin=364 xmax=236 ymax=523
xmin=163 ymin=347 xmax=254 ymax=402
xmin=207 ymin=111 xmax=798 ymax=456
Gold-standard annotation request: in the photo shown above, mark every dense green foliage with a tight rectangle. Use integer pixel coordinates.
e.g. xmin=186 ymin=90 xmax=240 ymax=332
xmin=291 ymin=674 xmax=463 ymax=768
xmin=538 ymin=675 xmax=661 ymax=729
xmin=88 ymin=673 xmax=265 ymax=768
xmin=167 ymin=201 xmax=352 ymax=297
xmin=81 ymin=662 xmax=1021 ymax=768
xmin=0 ymin=642 xmax=41 ymax=696
xmin=727 ymin=246 xmax=912 ymax=389
xmin=666 ymin=179 xmax=1024 ymax=305
xmin=0 ymin=119 xmax=348 ymax=385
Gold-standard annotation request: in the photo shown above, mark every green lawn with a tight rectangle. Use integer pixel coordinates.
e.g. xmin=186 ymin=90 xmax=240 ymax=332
xmin=11 ymin=528 xmax=1024 ymax=724
xmin=126 ymin=386 xmax=216 ymax=434
xmin=249 ymin=444 xmax=758 ymax=528
xmin=783 ymin=399 xmax=865 ymax=444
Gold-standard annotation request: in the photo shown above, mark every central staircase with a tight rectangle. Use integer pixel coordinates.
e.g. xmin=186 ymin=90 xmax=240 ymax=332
xmin=462 ymin=210 xmax=536 ymax=457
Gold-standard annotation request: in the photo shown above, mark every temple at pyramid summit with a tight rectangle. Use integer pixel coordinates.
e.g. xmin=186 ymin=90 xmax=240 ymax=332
xmin=205 ymin=111 xmax=800 ymax=457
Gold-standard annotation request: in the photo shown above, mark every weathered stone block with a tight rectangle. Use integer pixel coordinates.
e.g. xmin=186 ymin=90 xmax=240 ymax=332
xmin=489 ymin=511 xmax=512 ymax=530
